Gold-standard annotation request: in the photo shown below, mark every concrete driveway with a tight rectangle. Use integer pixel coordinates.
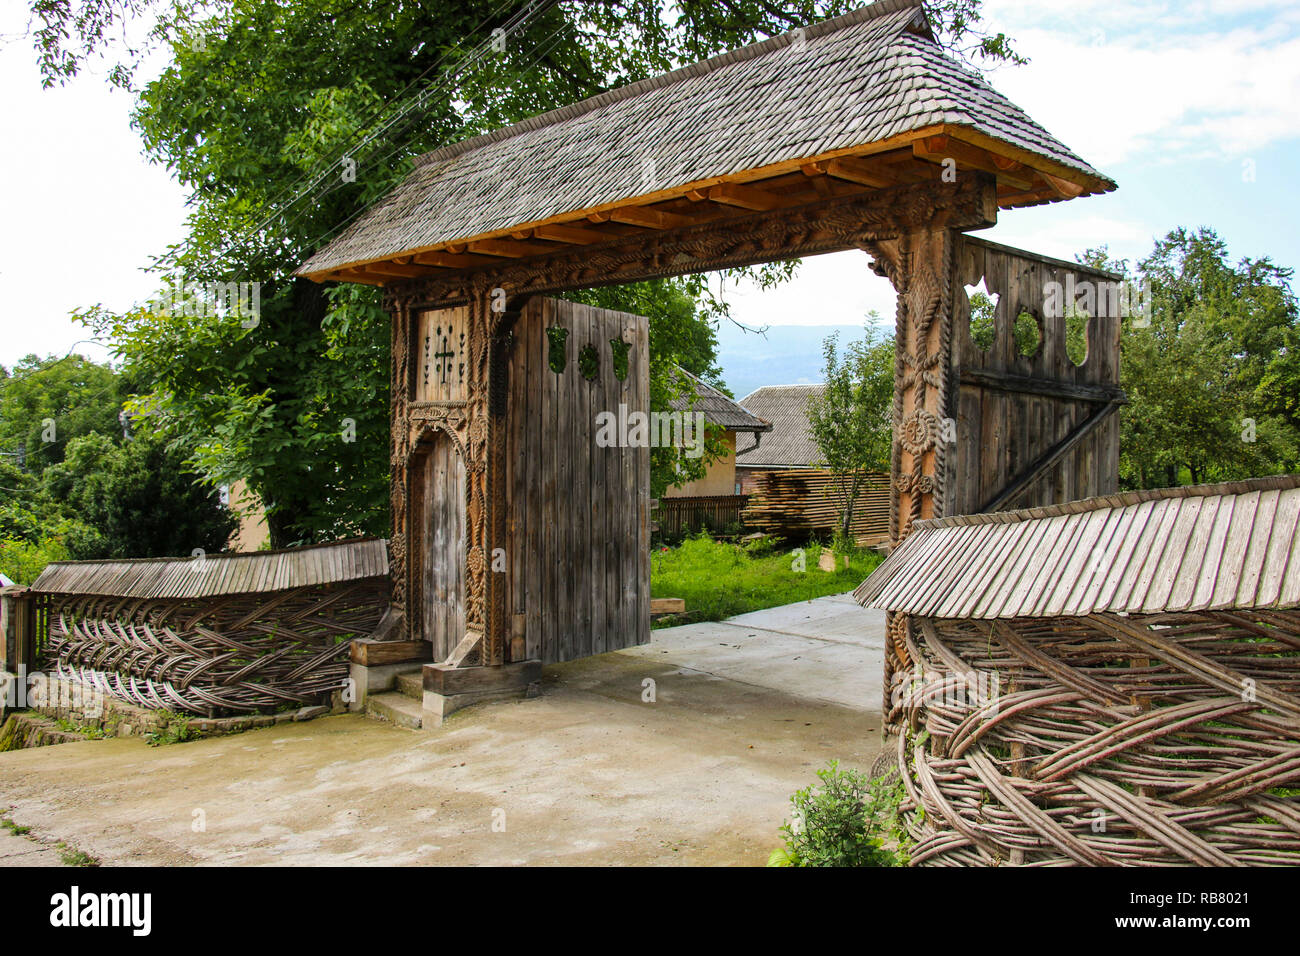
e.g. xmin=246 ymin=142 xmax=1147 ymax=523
xmin=0 ymin=595 xmax=885 ymax=866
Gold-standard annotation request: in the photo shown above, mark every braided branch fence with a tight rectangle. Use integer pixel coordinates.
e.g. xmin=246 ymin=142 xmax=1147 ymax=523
xmin=886 ymin=609 xmax=1300 ymax=866
xmin=43 ymin=578 xmax=389 ymax=716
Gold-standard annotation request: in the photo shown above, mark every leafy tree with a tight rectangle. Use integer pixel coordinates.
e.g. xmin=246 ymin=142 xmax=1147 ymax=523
xmin=1082 ymin=229 xmax=1299 ymax=489
xmin=0 ymin=354 xmax=236 ymax=580
xmin=0 ymin=354 xmax=123 ymax=475
xmin=806 ymin=320 xmax=894 ymax=547
xmin=42 ymin=433 xmax=238 ymax=559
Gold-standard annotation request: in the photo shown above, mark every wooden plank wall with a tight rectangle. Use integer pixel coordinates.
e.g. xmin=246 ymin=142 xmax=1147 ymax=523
xmin=949 ymin=236 xmax=1121 ymax=516
xmin=507 ymin=298 xmax=649 ymax=665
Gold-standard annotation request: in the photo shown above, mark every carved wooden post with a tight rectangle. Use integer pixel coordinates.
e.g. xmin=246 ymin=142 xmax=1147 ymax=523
xmin=861 ymin=210 xmax=972 ymax=731
xmin=863 ymin=217 xmax=960 ymax=543
xmin=387 ymin=294 xmax=413 ymax=630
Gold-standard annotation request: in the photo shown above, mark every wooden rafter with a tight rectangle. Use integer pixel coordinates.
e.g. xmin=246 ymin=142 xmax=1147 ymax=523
xmin=913 ymin=134 xmax=1037 ymax=191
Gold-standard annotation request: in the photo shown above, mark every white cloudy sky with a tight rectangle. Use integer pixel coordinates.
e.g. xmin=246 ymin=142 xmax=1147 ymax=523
xmin=2 ymin=0 xmax=1298 ymax=367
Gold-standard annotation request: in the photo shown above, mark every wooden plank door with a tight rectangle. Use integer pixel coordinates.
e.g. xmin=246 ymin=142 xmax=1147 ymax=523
xmin=419 ymin=435 xmax=466 ymax=661
xmin=508 ymin=297 xmax=650 ymax=664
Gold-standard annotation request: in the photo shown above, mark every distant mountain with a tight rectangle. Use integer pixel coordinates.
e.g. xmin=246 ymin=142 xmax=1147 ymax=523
xmin=714 ymin=323 xmax=864 ymax=399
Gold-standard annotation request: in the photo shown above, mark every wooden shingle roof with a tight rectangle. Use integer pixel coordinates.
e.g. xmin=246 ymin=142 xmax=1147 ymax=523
xmin=856 ymin=476 xmax=1300 ymax=618
xmin=298 ymin=0 xmax=1113 ymax=281
xmin=30 ymin=538 xmax=388 ymax=599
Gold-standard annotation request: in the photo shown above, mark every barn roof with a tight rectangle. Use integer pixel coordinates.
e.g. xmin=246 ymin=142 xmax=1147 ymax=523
xmin=298 ymin=0 xmax=1113 ymax=283
xmin=30 ymin=538 xmax=388 ymax=599
xmin=735 ymin=384 xmax=826 ymax=467
xmin=856 ymin=476 xmax=1300 ymax=618
xmin=668 ymin=368 xmax=771 ymax=432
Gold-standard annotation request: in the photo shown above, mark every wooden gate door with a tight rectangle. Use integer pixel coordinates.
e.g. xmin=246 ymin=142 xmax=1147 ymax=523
xmin=415 ymin=435 xmax=466 ymax=661
xmin=507 ymin=297 xmax=650 ymax=664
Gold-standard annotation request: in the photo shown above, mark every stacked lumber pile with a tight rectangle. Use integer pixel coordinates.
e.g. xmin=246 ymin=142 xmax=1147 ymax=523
xmin=741 ymin=468 xmax=890 ymax=543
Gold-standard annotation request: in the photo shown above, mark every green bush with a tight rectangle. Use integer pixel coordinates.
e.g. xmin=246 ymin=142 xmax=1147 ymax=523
xmin=769 ymin=761 xmax=908 ymax=867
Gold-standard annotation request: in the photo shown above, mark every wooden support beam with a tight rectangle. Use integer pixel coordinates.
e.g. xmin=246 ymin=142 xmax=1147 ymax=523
xmin=326 ymin=269 xmax=386 ymax=286
xmin=467 ymin=238 xmax=556 ymax=258
xmin=960 ymin=368 xmax=1126 ymax=405
xmin=913 ymin=134 xmax=1037 ymax=190
xmin=1040 ymin=171 xmax=1086 ymax=199
xmin=980 ymin=403 xmax=1121 ymax=513
xmin=704 ymin=182 xmax=787 ymax=211
xmin=411 ymin=250 xmax=497 ymax=268
xmin=995 ymin=185 xmax=1059 ymax=206
xmin=800 ymin=162 xmax=835 ymax=198
xmin=591 ymin=205 xmax=695 ymax=230
xmin=353 ymin=262 xmax=428 ymax=279
xmin=529 ymin=223 xmax=612 ymax=245
xmin=824 ymin=156 xmax=894 ymax=188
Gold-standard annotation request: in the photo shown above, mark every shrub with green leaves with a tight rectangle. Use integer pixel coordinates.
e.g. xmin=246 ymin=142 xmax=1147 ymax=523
xmin=769 ymin=761 xmax=908 ymax=867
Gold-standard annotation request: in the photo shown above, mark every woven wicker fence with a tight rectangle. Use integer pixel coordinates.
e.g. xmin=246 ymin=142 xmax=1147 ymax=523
xmin=43 ymin=578 xmax=389 ymax=717
xmin=886 ymin=609 xmax=1300 ymax=866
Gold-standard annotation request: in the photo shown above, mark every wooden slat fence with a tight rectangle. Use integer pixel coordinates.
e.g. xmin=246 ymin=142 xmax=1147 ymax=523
xmin=656 ymin=495 xmax=749 ymax=537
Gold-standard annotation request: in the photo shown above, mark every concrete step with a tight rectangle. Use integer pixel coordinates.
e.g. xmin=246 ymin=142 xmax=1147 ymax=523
xmin=396 ymin=671 xmax=423 ymax=701
xmin=365 ymin=692 xmax=423 ymax=730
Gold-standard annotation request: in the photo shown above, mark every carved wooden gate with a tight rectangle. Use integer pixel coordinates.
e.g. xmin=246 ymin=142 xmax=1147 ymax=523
xmin=505 ymin=298 xmax=650 ymax=663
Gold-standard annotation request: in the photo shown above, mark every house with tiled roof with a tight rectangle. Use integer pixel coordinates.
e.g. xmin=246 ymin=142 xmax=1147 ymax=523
xmin=733 ymin=384 xmax=827 ymax=488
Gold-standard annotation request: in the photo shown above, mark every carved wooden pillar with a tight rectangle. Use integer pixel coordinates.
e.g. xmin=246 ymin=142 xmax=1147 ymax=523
xmin=387 ymin=294 xmax=413 ymax=625
xmin=862 ymin=215 xmax=962 ymax=725
xmin=862 ymin=219 xmax=958 ymax=544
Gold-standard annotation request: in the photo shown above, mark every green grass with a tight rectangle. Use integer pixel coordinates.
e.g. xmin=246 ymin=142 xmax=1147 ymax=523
xmin=650 ymin=534 xmax=883 ymax=626
xmin=58 ymin=843 xmax=100 ymax=867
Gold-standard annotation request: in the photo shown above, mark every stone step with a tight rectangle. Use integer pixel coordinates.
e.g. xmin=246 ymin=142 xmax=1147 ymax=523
xmin=365 ymin=692 xmax=423 ymax=730
xmin=396 ymin=671 xmax=423 ymax=701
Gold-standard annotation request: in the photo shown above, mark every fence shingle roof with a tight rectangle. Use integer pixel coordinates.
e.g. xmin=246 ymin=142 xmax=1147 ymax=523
xmin=856 ymin=476 xmax=1300 ymax=618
